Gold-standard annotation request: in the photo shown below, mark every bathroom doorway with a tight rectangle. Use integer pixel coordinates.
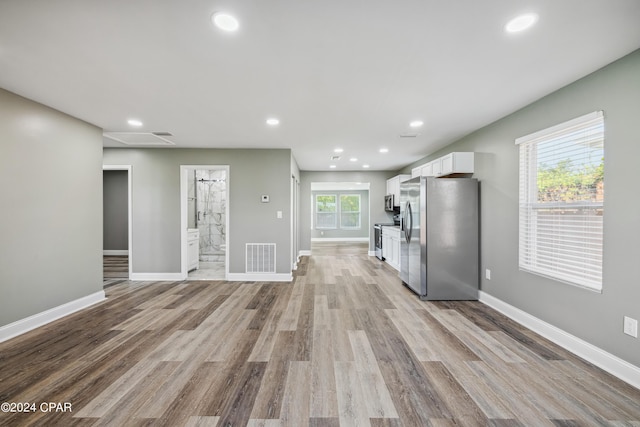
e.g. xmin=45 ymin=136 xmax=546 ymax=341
xmin=180 ymin=165 xmax=229 ymax=280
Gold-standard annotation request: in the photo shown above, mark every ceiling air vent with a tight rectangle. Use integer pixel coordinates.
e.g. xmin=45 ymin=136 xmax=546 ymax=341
xmin=103 ymin=132 xmax=175 ymax=146
xmin=330 ymin=155 xmax=341 ymax=160
xmin=399 ymin=133 xmax=419 ymax=138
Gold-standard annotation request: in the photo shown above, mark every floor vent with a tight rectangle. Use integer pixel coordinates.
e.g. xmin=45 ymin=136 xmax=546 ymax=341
xmin=246 ymin=243 xmax=276 ymax=274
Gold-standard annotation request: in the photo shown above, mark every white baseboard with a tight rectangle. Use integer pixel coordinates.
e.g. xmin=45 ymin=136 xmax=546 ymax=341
xmin=0 ymin=291 xmax=106 ymax=343
xmin=103 ymin=250 xmax=129 ymax=256
xmin=299 ymin=250 xmax=312 ymax=257
xmin=130 ymin=273 xmax=185 ymax=281
xmin=311 ymin=237 xmax=369 ymax=242
xmin=368 ymin=250 xmax=376 ymax=257
xmin=227 ymin=273 xmax=293 ymax=282
xmin=479 ymin=291 xmax=640 ymax=390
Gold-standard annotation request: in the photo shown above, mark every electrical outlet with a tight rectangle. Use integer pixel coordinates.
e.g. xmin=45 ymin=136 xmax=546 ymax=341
xmin=485 ymin=269 xmax=491 ymax=280
xmin=623 ymin=316 xmax=638 ymax=338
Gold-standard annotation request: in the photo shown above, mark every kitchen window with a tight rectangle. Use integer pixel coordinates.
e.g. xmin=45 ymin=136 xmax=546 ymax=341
xmin=516 ymin=111 xmax=604 ymax=292
xmin=314 ymin=193 xmax=362 ymax=230
xmin=340 ymin=194 xmax=361 ymax=229
xmin=315 ymin=194 xmax=337 ymax=229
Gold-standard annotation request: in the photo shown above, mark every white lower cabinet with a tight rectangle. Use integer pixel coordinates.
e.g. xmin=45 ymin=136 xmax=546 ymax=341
xmin=382 ymin=227 xmax=401 ymax=271
xmin=187 ymin=229 xmax=199 ymax=271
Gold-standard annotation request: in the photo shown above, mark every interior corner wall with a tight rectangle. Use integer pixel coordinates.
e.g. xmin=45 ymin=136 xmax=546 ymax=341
xmin=0 ymin=88 xmax=104 ymax=327
xmin=299 ymin=170 xmax=396 ymax=252
xmin=102 ymin=148 xmax=292 ymax=275
xmin=401 ymin=48 xmax=640 ymax=368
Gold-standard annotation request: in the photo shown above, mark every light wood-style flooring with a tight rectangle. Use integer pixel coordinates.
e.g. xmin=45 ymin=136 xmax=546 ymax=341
xmin=2 ymin=243 xmax=640 ymax=426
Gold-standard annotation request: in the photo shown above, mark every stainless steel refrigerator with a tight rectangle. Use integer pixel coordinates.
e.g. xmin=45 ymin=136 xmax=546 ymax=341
xmin=400 ymin=177 xmax=479 ymax=300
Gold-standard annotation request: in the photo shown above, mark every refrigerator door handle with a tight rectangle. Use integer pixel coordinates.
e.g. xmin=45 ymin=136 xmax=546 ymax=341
xmin=404 ymin=201 xmax=412 ymax=243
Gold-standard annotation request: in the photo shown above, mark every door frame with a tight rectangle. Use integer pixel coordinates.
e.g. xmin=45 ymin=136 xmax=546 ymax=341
xmin=179 ymin=165 xmax=230 ymax=280
xmin=102 ymin=165 xmax=133 ymax=279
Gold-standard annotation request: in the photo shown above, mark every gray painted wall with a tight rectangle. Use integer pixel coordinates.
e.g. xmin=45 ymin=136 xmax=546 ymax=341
xmin=300 ymin=171 xmax=396 ymax=251
xmin=311 ymin=190 xmax=370 ymax=239
xmin=401 ymin=49 xmax=640 ymax=367
xmin=102 ymin=148 xmax=292 ymax=275
xmin=0 ymin=88 xmax=103 ymax=327
xmin=103 ymin=170 xmax=128 ymax=251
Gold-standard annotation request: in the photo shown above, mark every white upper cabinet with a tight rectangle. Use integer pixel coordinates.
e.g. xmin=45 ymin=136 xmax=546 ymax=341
xmin=386 ymin=174 xmax=411 ymax=206
xmin=437 ymin=152 xmax=474 ymax=176
xmin=412 ymin=152 xmax=474 ymax=178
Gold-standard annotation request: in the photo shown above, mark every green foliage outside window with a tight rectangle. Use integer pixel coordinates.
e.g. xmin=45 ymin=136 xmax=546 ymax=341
xmin=537 ymin=158 xmax=604 ymax=203
xmin=316 ymin=195 xmax=336 ymax=212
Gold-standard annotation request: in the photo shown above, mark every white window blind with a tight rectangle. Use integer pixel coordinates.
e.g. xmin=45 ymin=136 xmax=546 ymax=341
xmin=516 ymin=111 xmax=604 ymax=291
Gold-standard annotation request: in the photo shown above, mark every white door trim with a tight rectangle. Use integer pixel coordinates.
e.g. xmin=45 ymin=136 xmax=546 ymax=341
xmin=103 ymin=165 xmax=132 ymax=280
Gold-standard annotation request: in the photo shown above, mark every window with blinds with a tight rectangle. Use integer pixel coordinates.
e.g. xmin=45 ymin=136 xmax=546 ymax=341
xmin=516 ymin=111 xmax=604 ymax=292
xmin=315 ymin=194 xmax=337 ymax=229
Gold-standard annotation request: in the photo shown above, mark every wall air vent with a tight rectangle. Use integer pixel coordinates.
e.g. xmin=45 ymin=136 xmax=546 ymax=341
xmin=246 ymin=243 xmax=276 ymax=274
xmin=103 ymin=132 xmax=175 ymax=146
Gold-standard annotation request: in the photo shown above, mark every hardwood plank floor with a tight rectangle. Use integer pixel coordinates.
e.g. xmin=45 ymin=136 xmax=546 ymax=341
xmin=103 ymin=255 xmax=128 ymax=287
xmin=2 ymin=243 xmax=640 ymax=426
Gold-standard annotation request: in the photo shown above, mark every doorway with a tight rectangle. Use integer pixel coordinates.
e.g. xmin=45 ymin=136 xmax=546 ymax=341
xmin=103 ymin=165 xmax=132 ymax=284
xmin=180 ymin=165 xmax=229 ymax=280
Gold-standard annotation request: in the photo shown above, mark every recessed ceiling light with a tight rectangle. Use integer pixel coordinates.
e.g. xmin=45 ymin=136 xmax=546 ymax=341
xmin=334 ymin=148 xmax=344 ymax=153
xmin=409 ymin=120 xmax=424 ymax=128
xmin=212 ymin=12 xmax=239 ymax=32
xmin=505 ymin=13 xmax=538 ymax=33
xmin=128 ymin=119 xmax=143 ymax=127
xmin=349 ymin=158 xmax=358 ymax=162
xmin=379 ymin=148 xmax=389 ymax=153
xmin=362 ymin=164 xmax=370 ymax=169
xmin=266 ymin=118 xmax=280 ymax=126
xmin=329 ymin=165 xmax=337 ymax=169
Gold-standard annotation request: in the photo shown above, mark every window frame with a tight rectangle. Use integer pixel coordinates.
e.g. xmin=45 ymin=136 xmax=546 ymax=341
xmin=516 ymin=111 xmax=604 ymax=292
xmin=339 ymin=193 xmax=361 ymax=230
xmin=315 ymin=194 xmax=337 ymax=230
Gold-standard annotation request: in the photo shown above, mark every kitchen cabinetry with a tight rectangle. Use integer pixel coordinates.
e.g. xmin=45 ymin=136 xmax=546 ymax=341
xmin=382 ymin=226 xmax=401 ymax=271
xmin=386 ymin=174 xmax=411 ymax=207
xmin=188 ymin=229 xmax=199 ymax=271
xmin=411 ymin=152 xmax=474 ymax=178
xmin=438 ymin=152 xmax=474 ymax=176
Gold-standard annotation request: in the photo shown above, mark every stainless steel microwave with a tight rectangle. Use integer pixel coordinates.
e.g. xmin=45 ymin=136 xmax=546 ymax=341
xmin=384 ymin=194 xmax=394 ymax=211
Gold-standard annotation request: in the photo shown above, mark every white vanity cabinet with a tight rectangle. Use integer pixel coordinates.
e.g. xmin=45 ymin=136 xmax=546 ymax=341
xmin=382 ymin=226 xmax=401 ymax=271
xmin=187 ymin=229 xmax=199 ymax=271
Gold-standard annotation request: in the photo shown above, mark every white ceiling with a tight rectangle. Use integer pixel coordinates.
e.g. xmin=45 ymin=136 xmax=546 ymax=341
xmin=1 ymin=1 xmax=639 ymax=171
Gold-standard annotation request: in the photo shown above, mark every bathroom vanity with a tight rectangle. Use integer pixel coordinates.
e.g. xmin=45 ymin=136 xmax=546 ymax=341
xmin=187 ymin=228 xmax=199 ymax=271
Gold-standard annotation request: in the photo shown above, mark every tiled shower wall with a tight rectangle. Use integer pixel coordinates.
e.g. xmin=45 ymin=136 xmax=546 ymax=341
xmin=191 ymin=169 xmax=226 ymax=262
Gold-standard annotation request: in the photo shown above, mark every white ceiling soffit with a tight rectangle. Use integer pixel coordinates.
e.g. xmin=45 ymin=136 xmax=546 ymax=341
xmin=103 ymin=132 xmax=175 ymax=146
